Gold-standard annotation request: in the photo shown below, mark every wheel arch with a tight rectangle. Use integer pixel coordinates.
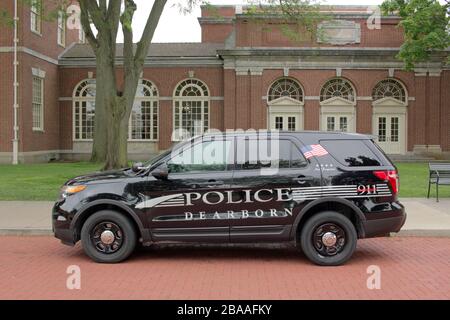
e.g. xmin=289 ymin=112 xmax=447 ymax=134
xmin=291 ymin=197 xmax=367 ymax=240
xmin=70 ymin=200 xmax=150 ymax=243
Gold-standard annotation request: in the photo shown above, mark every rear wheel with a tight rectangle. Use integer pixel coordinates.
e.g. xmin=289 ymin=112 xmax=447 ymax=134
xmin=81 ymin=210 xmax=137 ymax=263
xmin=300 ymin=211 xmax=357 ymax=266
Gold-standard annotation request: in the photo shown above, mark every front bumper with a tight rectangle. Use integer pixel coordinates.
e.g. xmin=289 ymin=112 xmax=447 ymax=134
xmin=52 ymin=202 xmax=76 ymax=246
xmin=362 ymin=204 xmax=407 ymax=238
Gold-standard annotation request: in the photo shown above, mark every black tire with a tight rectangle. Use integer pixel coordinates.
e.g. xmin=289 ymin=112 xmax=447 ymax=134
xmin=81 ymin=210 xmax=137 ymax=263
xmin=300 ymin=211 xmax=357 ymax=266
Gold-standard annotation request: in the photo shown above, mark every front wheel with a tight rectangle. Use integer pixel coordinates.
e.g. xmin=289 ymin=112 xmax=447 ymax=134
xmin=81 ymin=210 xmax=137 ymax=263
xmin=300 ymin=211 xmax=357 ymax=266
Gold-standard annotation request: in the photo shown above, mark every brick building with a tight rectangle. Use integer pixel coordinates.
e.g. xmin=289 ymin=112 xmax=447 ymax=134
xmin=0 ymin=2 xmax=449 ymax=163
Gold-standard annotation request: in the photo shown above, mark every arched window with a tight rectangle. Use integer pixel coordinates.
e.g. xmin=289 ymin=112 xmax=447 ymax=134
xmin=173 ymin=79 xmax=210 ymax=140
xmin=73 ymin=79 xmax=96 ymax=140
xmin=372 ymin=79 xmax=406 ymax=102
xmin=73 ymin=79 xmax=159 ymax=141
xmin=130 ymin=79 xmax=159 ymax=140
xmin=320 ymin=78 xmax=355 ymax=102
xmin=268 ymin=78 xmax=303 ymax=102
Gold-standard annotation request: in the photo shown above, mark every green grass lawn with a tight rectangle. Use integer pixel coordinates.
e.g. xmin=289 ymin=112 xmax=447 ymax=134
xmin=0 ymin=162 xmax=448 ymax=201
xmin=396 ymin=163 xmax=450 ymax=198
xmin=0 ymin=162 xmax=101 ymax=201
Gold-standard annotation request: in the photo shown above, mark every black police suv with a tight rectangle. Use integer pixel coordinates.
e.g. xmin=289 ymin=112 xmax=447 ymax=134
xmin=53 ymin=131 xmax=406 ymax=266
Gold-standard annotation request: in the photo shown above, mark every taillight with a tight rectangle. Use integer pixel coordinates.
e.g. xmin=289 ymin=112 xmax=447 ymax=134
xmin=374 ymin=170 xmax=399 ymax=194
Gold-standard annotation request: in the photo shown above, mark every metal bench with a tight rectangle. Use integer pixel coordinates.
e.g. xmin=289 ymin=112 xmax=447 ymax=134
xmin=427 ymin=163 xmax=450 ymax=202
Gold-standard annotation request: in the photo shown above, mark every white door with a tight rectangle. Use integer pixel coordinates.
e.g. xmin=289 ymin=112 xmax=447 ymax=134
xmin=323 ymin=115 xmax=352 ymax=132
xmin=375 ymin=115 xmax=405 ymax=154
xmin=270 ymin=114 xmax=300 ymax=131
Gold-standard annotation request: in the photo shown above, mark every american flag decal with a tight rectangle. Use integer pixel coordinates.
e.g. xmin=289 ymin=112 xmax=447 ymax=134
xmin=301 ymin=144 xmax=329 ymax=159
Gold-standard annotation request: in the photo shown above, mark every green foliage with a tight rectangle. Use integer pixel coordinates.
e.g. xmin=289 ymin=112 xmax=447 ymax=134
xmin=0 ymin=0 xmax=69 ymax=26
xmin=243 ymin=0 xmax=329 ymax=43
xmin=381 ymin=0 xmax=450 ymax=70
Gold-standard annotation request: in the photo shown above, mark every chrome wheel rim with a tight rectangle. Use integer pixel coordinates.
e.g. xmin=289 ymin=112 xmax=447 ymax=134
xmin=313 ymin=223 xmax=346 ymax=257
xmin=91 ymin=222 xmax=124 ymax=254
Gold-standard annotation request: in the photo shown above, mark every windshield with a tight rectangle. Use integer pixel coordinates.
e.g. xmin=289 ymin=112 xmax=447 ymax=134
xmin=143 ymin=140 xmax=187 ymax=169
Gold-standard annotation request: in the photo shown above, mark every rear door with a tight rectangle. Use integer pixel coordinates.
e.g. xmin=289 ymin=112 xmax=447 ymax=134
xmin=229 ymin=135 xmax=321 ymax=242
xmin=319 ymin=139 xmax=397 ymax=201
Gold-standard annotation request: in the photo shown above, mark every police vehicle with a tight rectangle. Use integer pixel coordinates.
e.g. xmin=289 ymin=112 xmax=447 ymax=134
xmin=53 ymin=131 xmax=406 ymax=266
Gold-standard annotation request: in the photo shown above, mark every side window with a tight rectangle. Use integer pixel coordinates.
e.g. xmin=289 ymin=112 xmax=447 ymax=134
xmin=236 ymin=139 xmax=307 ymax=170
xmin=321 ymin=140 xmax=381 ymax=167
xmin=168 ymin=139 xmax=232 ymax=173
xmin=276 ymin=140 xmax=291 ymax=169
xmin=236 ymin=139 xmax=275 ymax=170
xmin=291 ymin=143 xmax=308 ymax=168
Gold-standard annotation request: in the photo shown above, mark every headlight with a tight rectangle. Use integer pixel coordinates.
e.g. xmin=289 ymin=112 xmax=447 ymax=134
xmin=61 ymin=185 xmax=87 ymax=197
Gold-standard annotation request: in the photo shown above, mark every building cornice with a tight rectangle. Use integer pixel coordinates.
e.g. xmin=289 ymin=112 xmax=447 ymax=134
xmin=235 ymin=13 xmax=400 ymax=20
xmin=218 ymin=47 xmax=405 ymax=57
xmin=58 ymin=57 xmax=224 ymax=68
xmin=0 ymin=46 xmax=58 ymax=65
xmin=198 ymin=17 xmax=234 ymax=25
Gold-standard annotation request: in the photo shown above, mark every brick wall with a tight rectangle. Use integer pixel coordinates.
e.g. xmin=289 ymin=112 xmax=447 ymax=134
xmin=0 ymin=0 xmax=14 ymax=46
xmin=19 ymin=0 xmax=80 ymax=60
xmin=19 ymin=54 xmax=60 ymax=152
xmin=441 ymin=71 xmax=450 ymax=152
xmin=201 ymin=23 xmax=234 ymax=43
xmin=0 ymin=54 xmax=13 ymax=152
xmin=58 ymin=66 xmax=224 ymax=152
xmin=235 ymin=18 xmax=404 ymax=48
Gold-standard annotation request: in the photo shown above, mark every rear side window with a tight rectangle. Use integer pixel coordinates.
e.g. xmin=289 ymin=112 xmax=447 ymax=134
xmin=320 ymin=140 xmax=382 ymax=167
xmin=236 ymin=139 xmax=307 ymax=170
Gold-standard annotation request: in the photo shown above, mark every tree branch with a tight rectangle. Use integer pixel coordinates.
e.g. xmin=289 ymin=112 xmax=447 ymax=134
xmin=79 ymin=0 xmax=99 ymax=49
xmin=80 ymin=0 xmax=104 ymax=31
xmin=121 ymin=0 xmax=138 ymax=100
xmin=107 ymin=0 xmax=123 ymax=57
xmin=134 ymin=0 xmax=167 ymax=67
xmin=121 ymin=1 xmax=136 ymax=63
xmin=99 ymin=0 xmax=107 ymax=13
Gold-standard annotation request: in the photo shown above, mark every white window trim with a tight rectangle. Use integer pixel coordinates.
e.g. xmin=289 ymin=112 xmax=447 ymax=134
xmin=32 ymin=76 xmax=44 ymax=132
xmin=172 ymin=98 xmax=210 ymax=141
xmin=57 ymin=11 xmax=66 ymax=47
xmin=73 ymin=79 xmax=160 ymax=142
xmin=30 ymin=0 xmax=42 ymax=35
xmin=128 ymin=97 xmax=160 ymax=142
xmin=72 ymin=80 xmax=96 ymax=141
xmin=73 ymin=97 xmax=95 ymax=142
xmin=78 ymin=27 xmax=86 ymax=43
xmin=172 ymin=79 xmax=210 ymax=141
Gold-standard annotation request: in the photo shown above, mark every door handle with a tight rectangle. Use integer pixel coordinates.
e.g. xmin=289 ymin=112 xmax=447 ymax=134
xmin=293 ymin=176 xmax=313 ymax=183
xmin=198 ymin=180 xmax=224 ymax=187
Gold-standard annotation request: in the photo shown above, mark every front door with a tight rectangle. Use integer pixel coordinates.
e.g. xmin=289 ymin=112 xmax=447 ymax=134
xmin=375 ymin=115 xmax=405 ymax=154
xmin=270 ymin=114 xmax=300 ymax=131
xmin=140 ymin=136 xmax=234 ymax=242
xmin=229 ymin=136 xmax=320 ymax=242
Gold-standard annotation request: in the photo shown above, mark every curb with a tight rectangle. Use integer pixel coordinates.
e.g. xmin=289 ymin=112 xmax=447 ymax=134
xmin=394 ymin=229 xmax=450 ymax=237
xmin=0 ymin=229 xmax=450 ymax=237
xmin=0 ymin=229 xmax=53 ymax=236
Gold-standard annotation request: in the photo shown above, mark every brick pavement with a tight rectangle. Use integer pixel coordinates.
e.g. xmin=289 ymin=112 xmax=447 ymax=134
xmin=0 ymin=236 xmax=448 ymax=300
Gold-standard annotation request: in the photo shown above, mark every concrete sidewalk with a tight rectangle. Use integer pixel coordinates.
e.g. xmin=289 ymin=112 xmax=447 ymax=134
xmin=0 ymin=199 xmax=449 ymax=236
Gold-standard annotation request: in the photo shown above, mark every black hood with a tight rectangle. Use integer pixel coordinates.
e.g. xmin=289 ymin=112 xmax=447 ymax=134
xmin=66 ymin=169 xmax=133 ymax=185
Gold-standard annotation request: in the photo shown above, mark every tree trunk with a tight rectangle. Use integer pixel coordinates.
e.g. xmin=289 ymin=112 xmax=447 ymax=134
xmin=91 ymin=41 xmax=117 ymax=164
xmin=103 ymin=97 xmax=129 ymax=170
xmin=79 ymin=0 xmax=167 ymax=170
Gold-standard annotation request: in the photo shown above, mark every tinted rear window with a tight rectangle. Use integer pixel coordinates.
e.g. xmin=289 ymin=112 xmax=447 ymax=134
xmin=235 ymin=139 xmax=307 ymax=170
xmin=320 ymin=140 xmax=382 ymax=167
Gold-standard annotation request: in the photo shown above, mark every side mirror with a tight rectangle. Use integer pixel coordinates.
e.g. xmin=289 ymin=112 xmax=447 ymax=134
xmin=151 ymin=164 xmax=169 ymax=180
xmin=131 ymin=162 xmax=145 ymax=173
